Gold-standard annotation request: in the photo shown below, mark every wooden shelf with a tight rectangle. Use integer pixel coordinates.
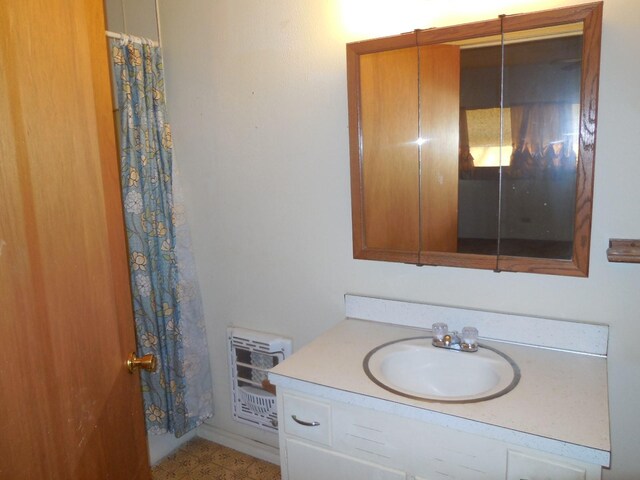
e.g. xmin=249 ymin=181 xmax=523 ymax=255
xmin=607 ymin=239 xmax=640 ymax=263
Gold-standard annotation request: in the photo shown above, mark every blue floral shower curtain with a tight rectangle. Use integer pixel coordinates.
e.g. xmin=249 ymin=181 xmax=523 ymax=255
xmin=110 ymin=36 xmax=213 ymax=437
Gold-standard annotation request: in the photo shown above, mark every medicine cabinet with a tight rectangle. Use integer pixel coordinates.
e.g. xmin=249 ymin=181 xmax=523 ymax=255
xmin=347 ymin=2 xmax=602 ymax=276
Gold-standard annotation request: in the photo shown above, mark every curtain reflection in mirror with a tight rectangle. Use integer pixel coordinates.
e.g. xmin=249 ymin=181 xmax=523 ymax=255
xmin=460 ymin=103 xmax=579 ymax=177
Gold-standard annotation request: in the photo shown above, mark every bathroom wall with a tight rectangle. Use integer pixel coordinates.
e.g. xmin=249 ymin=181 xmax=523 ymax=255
xmin=154 ymin=0 xmax=640 ymax=477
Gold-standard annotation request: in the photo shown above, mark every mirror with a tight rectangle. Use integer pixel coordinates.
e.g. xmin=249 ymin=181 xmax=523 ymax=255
xmin=347 ymin=3 xmax=602 ymax=276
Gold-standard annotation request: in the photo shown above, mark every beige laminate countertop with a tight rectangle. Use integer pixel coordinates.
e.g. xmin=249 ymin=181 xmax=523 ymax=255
xmin=270 ymin=318 xmax=611 ymax=466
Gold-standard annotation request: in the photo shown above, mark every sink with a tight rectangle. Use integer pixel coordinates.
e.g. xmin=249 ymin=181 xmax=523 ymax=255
xmin=363 ymin=336 xmax=520 ymax=403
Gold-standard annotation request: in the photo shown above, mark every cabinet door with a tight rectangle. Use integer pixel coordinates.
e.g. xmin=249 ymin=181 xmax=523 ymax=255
xmin=506 ymin=450 xmax=590 ymax=480
xmin=286 ymin=438 xmax=406 ymax=480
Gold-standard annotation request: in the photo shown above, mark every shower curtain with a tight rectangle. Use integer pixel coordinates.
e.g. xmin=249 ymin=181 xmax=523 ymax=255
xmin=110 ymin=35 xmax=213 ymax=437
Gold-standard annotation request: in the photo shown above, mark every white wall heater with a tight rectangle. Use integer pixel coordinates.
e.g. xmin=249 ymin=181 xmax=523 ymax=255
xmin=227 ymin=327 xmax=292 ymax=432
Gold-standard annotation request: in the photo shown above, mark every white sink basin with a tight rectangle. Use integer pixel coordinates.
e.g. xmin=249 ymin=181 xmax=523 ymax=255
xmin=364 ymin=337 xmax=519 ymax=403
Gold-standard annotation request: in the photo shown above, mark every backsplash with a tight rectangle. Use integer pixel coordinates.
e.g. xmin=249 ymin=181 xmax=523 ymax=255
xmin=345 ymin=295 xmax=609 ymax=355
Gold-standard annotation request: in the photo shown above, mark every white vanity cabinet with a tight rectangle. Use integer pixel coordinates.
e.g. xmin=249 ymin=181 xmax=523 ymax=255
xmin=276 ymin=388 xmax=601 ymax=480
xmin=270 ymin=299 xmax=610 ymax=480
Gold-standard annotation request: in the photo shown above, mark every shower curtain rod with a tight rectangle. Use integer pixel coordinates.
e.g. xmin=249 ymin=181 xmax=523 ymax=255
xmin=106 ymin=30 xmax=159 ymax=47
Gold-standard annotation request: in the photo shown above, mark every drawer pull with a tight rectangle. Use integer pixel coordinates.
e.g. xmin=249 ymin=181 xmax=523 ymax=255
xmin=291 ymin=414 xmax=320 ymax=427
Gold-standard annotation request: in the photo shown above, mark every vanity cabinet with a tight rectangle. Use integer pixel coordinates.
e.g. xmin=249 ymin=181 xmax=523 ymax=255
xmin=277 ymin=388 xmax=601 ymax=480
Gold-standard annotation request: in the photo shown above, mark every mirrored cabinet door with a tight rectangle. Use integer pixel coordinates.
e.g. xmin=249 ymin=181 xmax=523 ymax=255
xmin=499 ymin=25 xmax=583 ymax=261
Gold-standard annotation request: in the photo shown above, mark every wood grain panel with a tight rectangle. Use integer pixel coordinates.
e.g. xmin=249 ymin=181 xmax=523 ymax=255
xmin=419 ymin=44 xmax=460 ymax=254
xmin=0 ymin=0 xmax=151 ymax=478
xmin=502 ymin=2 xmax=601 ymax=33
xmin=417 ymin=19 xmax=501 ymax=46
xmin=359 ymin=47 xmax=420 ymax=256
xmin=569 ymin=1 xmax=602 ymax=277
xmin=348 ymin=32 xmax=418 ymax=56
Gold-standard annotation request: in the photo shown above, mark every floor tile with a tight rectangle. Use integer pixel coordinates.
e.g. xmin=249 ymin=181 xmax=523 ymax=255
xmin=152 ymin=438 xmax=281 ymax=480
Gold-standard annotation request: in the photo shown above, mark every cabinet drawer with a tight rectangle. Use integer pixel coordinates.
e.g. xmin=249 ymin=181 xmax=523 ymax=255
xmin=282 ymin=393 xmax=331 ymax=446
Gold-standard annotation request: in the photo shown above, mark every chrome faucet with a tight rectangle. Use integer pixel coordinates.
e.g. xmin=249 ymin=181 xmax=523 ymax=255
xmin=431 ymin=323 xmax=478 ymax=352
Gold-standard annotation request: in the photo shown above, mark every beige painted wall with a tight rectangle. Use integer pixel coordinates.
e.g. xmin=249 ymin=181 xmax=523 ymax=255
xmin=157 ymin=0 xmax=640 ymax=477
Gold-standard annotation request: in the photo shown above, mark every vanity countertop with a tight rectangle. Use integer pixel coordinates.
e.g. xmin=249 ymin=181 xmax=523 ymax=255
xmin=269 ymin=317 xmax=611 ymax=466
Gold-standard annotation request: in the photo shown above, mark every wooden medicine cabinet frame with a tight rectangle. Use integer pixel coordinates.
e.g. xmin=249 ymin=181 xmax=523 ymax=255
xmin=347 ymin=2 xmax=603 ymax=276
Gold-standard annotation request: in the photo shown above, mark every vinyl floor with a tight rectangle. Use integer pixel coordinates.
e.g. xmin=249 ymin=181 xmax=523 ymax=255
xmin=151 ymin=437 xmax=281 ymax=480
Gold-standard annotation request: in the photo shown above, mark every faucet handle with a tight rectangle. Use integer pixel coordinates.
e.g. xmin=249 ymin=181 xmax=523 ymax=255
xmin=461 ymin=326 xmax=478 ymax=347
xmin=432 ymin=322 xmax=448 ymax=341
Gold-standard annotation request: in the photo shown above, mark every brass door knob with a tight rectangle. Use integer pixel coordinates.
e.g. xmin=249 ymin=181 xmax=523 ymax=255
xmin=127 ymin=352 xmax=157 ymax=373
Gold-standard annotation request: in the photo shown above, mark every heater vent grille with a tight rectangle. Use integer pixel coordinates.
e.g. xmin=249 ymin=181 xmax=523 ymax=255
xmin=228 ymin=327 xmax=291 ymax=432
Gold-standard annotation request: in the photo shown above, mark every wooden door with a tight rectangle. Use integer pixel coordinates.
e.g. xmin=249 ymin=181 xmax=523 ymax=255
xmin=0 ymin=1 xmax=152 ymax=479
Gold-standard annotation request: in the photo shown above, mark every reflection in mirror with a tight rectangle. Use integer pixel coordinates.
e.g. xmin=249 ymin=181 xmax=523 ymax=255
xmin=359 ymin=47 xmax=420 ymax=256
xmin=500 ymin=24 xmax=582 ymax=260
xmin=418 ymin=43 xmax=462 ymax=255
xmin=457 ymin=35 xmax=503 ymax=256
xmin=457 ymin=23 xmax=583 ymax=260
